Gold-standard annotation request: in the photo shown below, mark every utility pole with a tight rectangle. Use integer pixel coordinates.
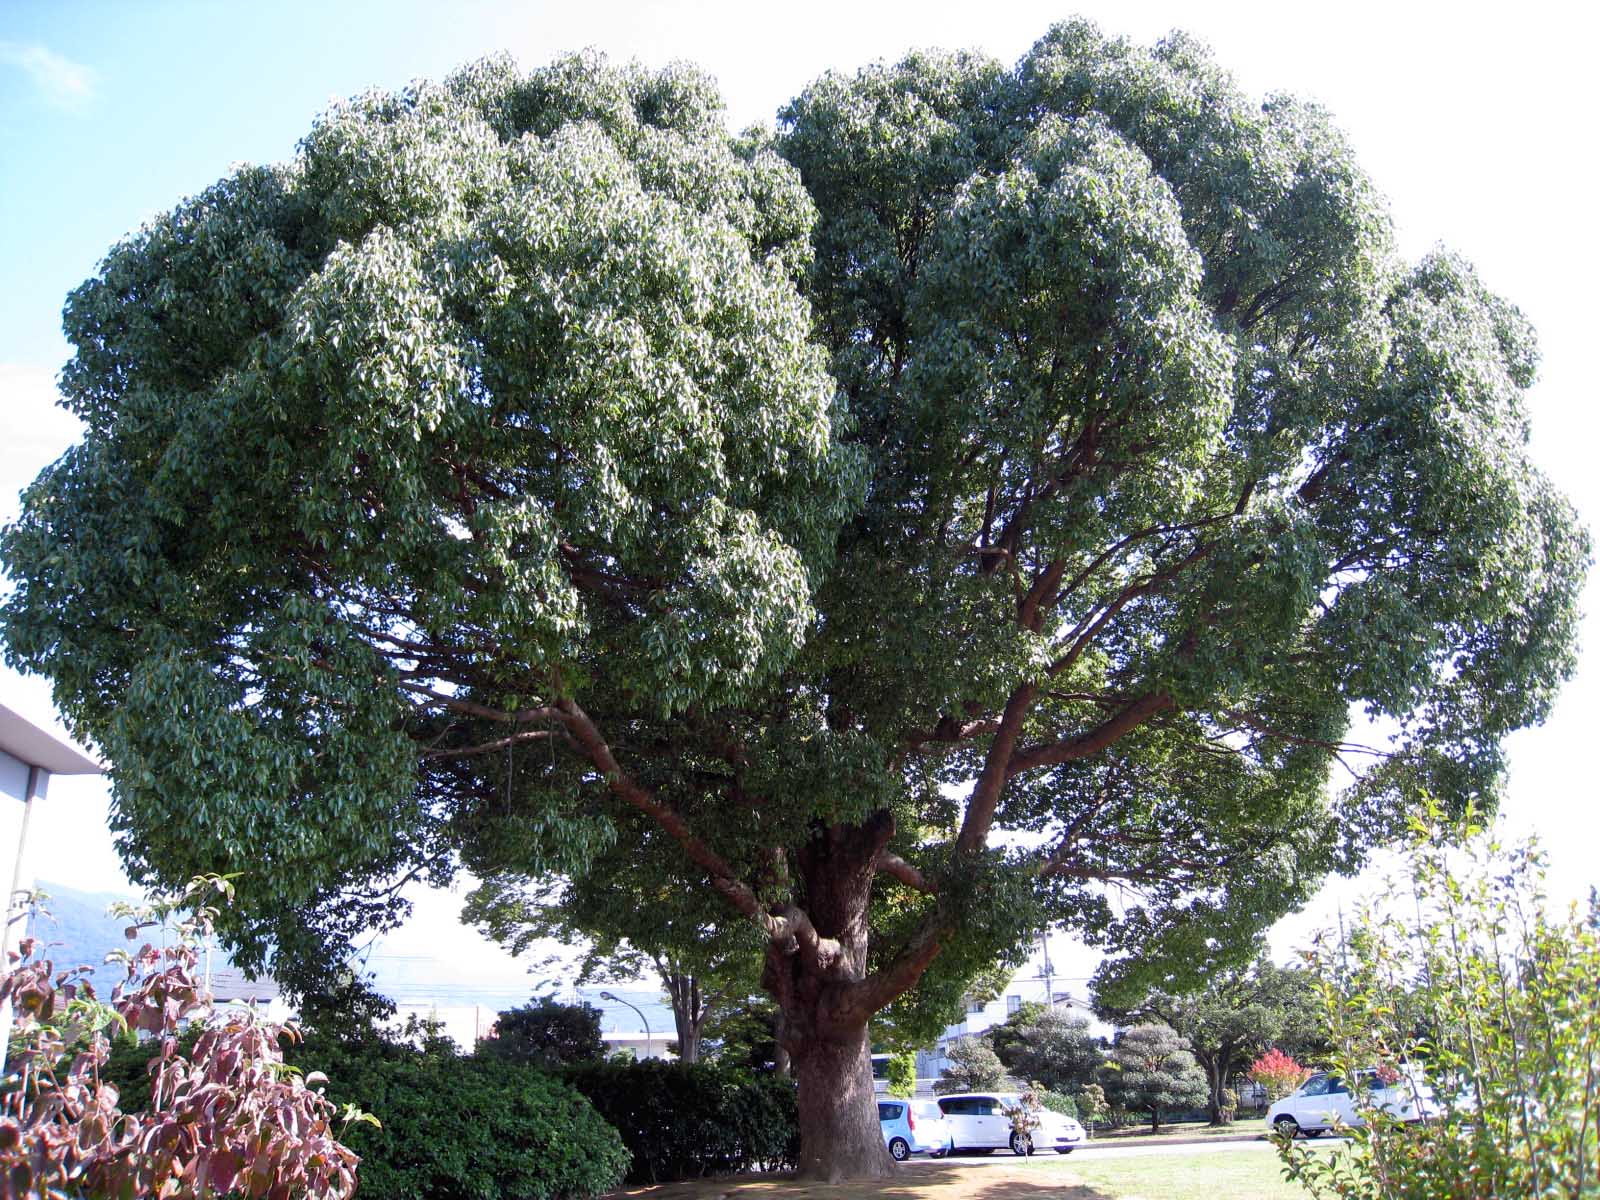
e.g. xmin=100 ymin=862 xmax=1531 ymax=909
xmin=1039 ymin=934 xmax=1056 ymax=1007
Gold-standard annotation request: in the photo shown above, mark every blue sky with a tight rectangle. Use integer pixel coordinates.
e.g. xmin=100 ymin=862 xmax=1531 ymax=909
xmin=2 ymin=0 xmax=1597 ymax=1002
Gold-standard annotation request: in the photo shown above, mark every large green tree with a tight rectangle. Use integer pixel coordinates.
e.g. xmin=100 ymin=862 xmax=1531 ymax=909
xmin=991 ymin=1002 xmax=1105 ymax=1095
xmin=1102 ymin=1023 xmax=1210 ymax=1133
xmin=0 ymin=22 xmax=1584 ymax=1180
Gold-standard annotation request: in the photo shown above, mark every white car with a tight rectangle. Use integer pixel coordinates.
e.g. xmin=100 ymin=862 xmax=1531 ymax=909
xmin=1267 ymin=1070 xmax=1438 ymax=1137
xmin=936 ymin=1092 xmax=1086 ymax=1155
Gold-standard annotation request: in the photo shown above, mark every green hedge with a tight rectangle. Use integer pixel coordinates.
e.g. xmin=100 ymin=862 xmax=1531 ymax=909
xmin=1039 ymin=1089 xmax=1079 ymax=1119
xmin=562 ymin=1060 xmax=798 ymax=1183
xmin=300 ymin=1038 xmax=629 ymax=1200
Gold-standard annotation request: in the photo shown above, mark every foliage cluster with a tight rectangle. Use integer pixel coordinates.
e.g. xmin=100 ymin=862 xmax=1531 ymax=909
xmin=0 ymin=878 xmax=363 ymax=1199
xmin=884 ymin=1051 xmax=916 ymax=1098
xmin=476 ymin=996 xmax=605 ymax=1068
xmin=700 ymin=997 xmax=783 ymax=1073
xmin=1037 ymin=1088 xmax=1079 ymax=1119
xmin=1249 ymin=1048 xmax=1312 ymax=1102
xmin=562 ymin=1058 xmax=798 ymax=1183
xmin=1277 ymin=815 xmax=1600 ymax=1199
xmin=991 ymin=1002 xmax=1104 ymax=1095
xmin=933 ymin=1035 xmax=1008 ymax=1094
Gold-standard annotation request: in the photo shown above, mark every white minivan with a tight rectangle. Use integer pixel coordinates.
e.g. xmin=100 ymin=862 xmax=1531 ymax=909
xmin=936 ymin=1092 xmax=1086 ymax=1155
xmin=1267 ymin=1070 xmax=1437 ymax=1137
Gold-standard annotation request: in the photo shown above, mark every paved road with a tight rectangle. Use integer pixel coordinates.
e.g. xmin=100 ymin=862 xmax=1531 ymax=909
xmin=940 ymin=1135 xmax=1348 ymax=1163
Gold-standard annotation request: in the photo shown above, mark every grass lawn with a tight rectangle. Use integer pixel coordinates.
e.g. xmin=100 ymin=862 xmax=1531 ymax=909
xmin=1088 ymin=1120 xmax=1267 ymax=1147
xmin=1030 ymin=1150 xmax=1310 ymax=1199
xmin=610 ymin=1149 xmax=1317 ymax=1200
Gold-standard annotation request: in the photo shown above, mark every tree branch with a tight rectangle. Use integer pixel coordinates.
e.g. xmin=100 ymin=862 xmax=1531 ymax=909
xmin=875 ymin=852 xmax=937 ymax=895
xmin=556 ymin=698 xmax=770 ymax=929
xmin=841 ymin=913 xmax=951 ymax=1021
xmin=1008 ymin=692 xmax=1175 ymax=776
xmin=395 ymin=681 xmax=563 ymax=725
xmin=954 ymin=682 xmax=1039 ymax=856
xmin=420 ymin=729 xmax=570 ymax=759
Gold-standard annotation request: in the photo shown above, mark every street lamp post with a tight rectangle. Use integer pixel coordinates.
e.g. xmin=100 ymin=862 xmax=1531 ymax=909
xmin=599 ymin=990 xmax=653 ymax=1060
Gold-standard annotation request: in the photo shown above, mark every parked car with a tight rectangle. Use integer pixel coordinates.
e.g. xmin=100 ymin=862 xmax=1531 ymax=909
xmin=1267 ymin=1069 xmax=1438 ymax=1137
xmin=936 ymin=1092 xmax=1086 ymax=1155
xmin=877 ymin=1098 xmax=952 ymax=1161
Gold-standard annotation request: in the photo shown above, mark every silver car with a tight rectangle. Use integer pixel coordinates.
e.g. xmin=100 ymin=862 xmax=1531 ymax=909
xmin=1267 ymin=1069 xmax=1438 ymax=1137
xmin=877 ymin=1098 xmax=952 ymax=1160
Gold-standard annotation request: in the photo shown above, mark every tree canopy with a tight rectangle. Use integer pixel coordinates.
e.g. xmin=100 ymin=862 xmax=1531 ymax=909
xmin=1 ymin=19 xmax=1585 ymax=1179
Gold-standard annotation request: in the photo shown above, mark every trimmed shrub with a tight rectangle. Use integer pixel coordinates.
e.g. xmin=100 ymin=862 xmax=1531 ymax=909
xmin=1038 ymin=1088 xmax=1078 ymax=1119
xmin=298 ymin=1038 xmax=628 ymax=1200
xmin=563 ymin=1059 xmax=798 ymax=1183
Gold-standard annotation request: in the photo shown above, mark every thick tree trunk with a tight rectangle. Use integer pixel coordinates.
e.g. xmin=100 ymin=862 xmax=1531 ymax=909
xmin=790 ymin=1023 xmax=891 ymax=1181
xmin=763 ymin=816 xmax=901 ymax=1181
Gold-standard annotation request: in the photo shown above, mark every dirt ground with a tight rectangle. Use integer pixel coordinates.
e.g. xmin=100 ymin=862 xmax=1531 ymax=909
xmin=606 ymin=1160 xmax=1107 ymax=1200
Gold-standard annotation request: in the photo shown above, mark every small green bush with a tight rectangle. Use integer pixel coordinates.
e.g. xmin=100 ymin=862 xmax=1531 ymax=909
xmin=563 ymin=1059 xmax=798 ymax=1183
xmin=1038 ymin=1088 xmax=1078 ymax=1119
xmin=298 ymin=1037 xmax=628 ymax=1200
xmin=885 ymin=1051 xmax=917 ymax=1097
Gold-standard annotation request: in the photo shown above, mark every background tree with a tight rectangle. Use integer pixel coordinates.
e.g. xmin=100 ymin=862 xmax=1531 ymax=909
xmin=1 ymin=21 xmax=1584 ymax=1181
xmin=465 ymin=847 xmax=764 ymax=1064
xmin=701 ymin=997 xmax=786 ymax=1075
xmin=1077 ymin=1083 xmax=1109 ymax=1132
xmin=477 ymin=997 xmax=605 ymax=1069
xmin=990 ymin=1002 xmax=1104 ymax=1095
xmin=1099 ymin=957 xmax=1316 ymax=1123
xmin=1249 ymin=1048 xmax=1312 ymax=1102
xmin=1102 ymin=1023 xmax=1209 ymax=1133
xmin=933 ymin=1036 xmax=1008 ymax=1094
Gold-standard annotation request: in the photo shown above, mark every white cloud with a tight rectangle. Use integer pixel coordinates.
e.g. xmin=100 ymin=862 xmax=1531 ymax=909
xmin=0 ymin=41 xmax=95 ymax=110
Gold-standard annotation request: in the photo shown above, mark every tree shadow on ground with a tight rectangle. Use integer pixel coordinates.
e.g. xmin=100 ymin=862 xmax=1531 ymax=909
xmin=607 ymin=1159 xmax=1113 ymax=1199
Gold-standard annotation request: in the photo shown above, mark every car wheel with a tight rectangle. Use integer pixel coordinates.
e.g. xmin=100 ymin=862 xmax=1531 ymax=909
xmin=1057 ymin=1147 xmax=1073 ymax=1155
xmin=1273 ymin=1115 xmax=1301 ymax=1138
xmin=1009 ymin=1132 xmax=1034 ymax=1156
xmin=889 ymin=1137 xmax=911 ymax=1162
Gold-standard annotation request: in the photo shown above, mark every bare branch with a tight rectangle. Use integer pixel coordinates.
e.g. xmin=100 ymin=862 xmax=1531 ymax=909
xmin=421 ymin=729 xmax=569 ymax=760
xmin=395 ymin=681 xmax=562 ymax=725
xmin=954 ymin=682 xmax=1040 ymax=857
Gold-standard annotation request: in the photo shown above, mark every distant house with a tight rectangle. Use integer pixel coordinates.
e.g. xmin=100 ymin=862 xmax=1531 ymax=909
xmin=0 ymin=703 xmax=103 ymax=1059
